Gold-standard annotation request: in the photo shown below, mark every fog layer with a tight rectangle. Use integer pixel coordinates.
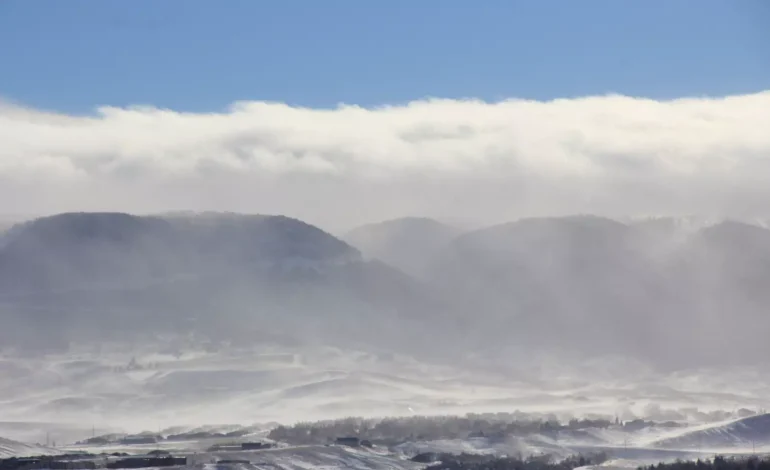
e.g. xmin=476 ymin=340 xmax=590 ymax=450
xmin=2 ymin=91 xmax=770 ymax=229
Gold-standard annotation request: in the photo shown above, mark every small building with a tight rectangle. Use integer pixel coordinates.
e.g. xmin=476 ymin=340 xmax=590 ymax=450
xmin=118 ymin=436 xmax=159 ymax=445
xmin=241 ymin=442 xmax=273 ymax=450
xmin=411 ymin=453 xmax=441 ymax=464
xmin=335 ymin=437 xmax=361 ymax=447
xmin=106 ymin=457 xmax=185 ymax=469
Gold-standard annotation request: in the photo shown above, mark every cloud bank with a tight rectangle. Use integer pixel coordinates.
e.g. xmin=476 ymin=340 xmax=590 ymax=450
xmin=1 ymin=92 xmax=769 ymax=229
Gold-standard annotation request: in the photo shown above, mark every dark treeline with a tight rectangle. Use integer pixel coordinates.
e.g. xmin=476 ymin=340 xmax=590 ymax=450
xmin=267 ymin=415 xmax=614 ymax=445
xmin=411 ymin=452 xmax=607 ymax=470
xmin=0 ymin=454 xmax=187 ymax=470
xmin=641 ymin=457 xmax=770 ymax=470
xmin=1 ymin=455 xmax=99 ymax=470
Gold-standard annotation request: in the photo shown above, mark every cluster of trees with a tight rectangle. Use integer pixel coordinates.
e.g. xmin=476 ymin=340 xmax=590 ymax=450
xmin=411 ymin=452 xmax=607 ymax=470
xmin=0 ymin=454 xmax=97 ymax=470
xmin=112 ymin=357 xmax=162 ymax=373
xmin=267 ymin=415 xmax=614 ymax=445
xmin=641 ymin=457 xmax=770 ymax=470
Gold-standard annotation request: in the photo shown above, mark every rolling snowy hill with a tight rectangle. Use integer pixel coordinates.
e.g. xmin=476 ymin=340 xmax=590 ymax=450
xmin=0 ymin=436 xmax=57 ymax=458
xmin=650 ymin=413 xmax=770 ymax=451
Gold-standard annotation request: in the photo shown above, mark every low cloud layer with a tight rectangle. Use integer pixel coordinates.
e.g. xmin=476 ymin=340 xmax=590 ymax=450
xmin=2 ymin=92 xmax=769 ymax=230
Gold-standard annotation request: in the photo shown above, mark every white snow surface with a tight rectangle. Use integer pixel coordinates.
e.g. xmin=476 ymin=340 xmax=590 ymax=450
xmin=194 ymin=445 xmax=422 ymax=470
xmin=2 ymin=342 xmax=770 ymax=464
xmin=0 ymin=436 xmax=58 ymax=458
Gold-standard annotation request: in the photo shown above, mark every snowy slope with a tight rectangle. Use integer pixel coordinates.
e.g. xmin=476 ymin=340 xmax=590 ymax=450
xmin=198 ymin=445 xmax=422 ymax=470
xmin=0 ymin=436 xmax=59 ymax=458
xmin=2 ymin=342 xmax=770 ymax=439
xmin=650 ymin=413 xmax=770 ymax=451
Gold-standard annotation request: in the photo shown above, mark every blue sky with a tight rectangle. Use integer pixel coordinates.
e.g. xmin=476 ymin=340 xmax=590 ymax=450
xmin=1 ymin=0 xmax=768 ymax=113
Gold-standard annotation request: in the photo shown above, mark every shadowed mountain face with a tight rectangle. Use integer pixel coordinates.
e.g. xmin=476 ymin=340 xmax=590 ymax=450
xmin=0 ymin=212 xmax=356 ymax=290
xmin=1 ymin=212 xmax=769 ymax=370
xmin=343 ymin=217 xmax=462 ymax=279
xmin=427 ymin=216 xmax=770 ymax=368
xmin=0 ymin=212 xmax=451 ymax=358
xmin=428 ymin=216 xmax=659 ymax=358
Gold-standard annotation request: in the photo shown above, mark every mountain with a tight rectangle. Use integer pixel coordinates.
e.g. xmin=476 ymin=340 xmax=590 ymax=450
xmin=427 ymin=216 xmax=659 ymax=356
xmin=0 ymin=212 xmax=356 ymax=290
xmin=0 ymin=212 xmax=450 ymax=358
xmin=0 ymin=220 xmax=21 ymax=237
xmin=665 ymin=221 xmax=770 ymax=362
xmin=425 ymin=215 xmax=770 ymax=367
xmin=343 ymin=217 xmax=462 ymax=278
xmin=4 ymin=212 xmax=770 ymax=370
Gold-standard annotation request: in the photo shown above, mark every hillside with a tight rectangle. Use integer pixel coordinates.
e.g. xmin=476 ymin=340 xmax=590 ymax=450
xmin=650 ymin=414 xmax=770 ymax=450
xmin=0 ymin=212 xmax=449 ymax=357
xmin=425 ymin=215 xmax=770 ymax=368
xmin=0 ymin=212 xmax=357 ymax=291
xmin=427 ymin=216 xmax=658 ymax=356
xmin=3 ymin=212 xmax=770 ymax=369
xmin=0 ymin=436 xmax=57 ymax=458
xmin=343 ymin=217 xmax=462 ymax=278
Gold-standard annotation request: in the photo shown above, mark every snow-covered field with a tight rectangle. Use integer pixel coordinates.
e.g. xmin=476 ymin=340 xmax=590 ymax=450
xmin=394 ymin=414 xmax=770 ymax=462
xmin=3 ymin=416 xmax=770 ymax=469
xmin=2 ymin=342 xmax=770 ymax=468
xmin=0 ymin=436 xmax=58 ymax=458
xmin=11 ymin=415 xmax=762 ymax=470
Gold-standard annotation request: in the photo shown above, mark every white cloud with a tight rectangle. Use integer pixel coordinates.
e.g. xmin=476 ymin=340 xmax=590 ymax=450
xmin=1 ymin=92 xmax=769 ymax=230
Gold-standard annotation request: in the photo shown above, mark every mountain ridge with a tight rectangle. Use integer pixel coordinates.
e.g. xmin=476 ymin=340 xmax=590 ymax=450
xmin=0 ymin=212 xmax=452 ymax=360
xmin=343 ymin=217 xmax=462 ymax=279
xmin=3 ymin=212 xmax=770 ymax=369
